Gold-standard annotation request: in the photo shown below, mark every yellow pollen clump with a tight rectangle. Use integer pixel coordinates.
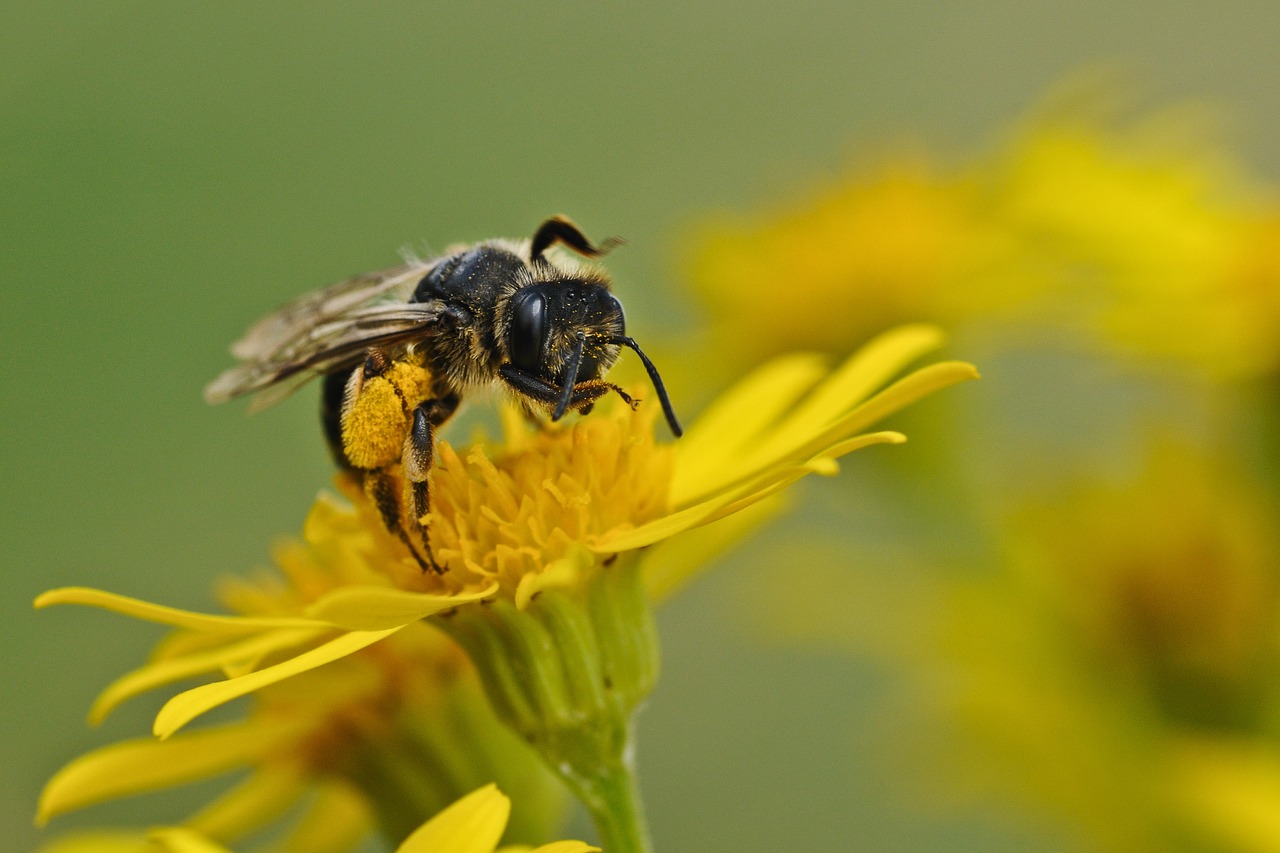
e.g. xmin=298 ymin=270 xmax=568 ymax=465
xmin=342 ymin=379 xmax=409 ymax=469
xmin=341 ymin=360 xmax=435 ymax=469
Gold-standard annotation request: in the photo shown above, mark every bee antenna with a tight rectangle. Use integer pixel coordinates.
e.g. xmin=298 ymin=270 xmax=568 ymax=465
xmin=531 ymin=215 xmax=625 ymax=262
xmin=614 ymin=337 xmax=683 ymax=437
xmin=552 ymin=333 xmax=586 ymax=422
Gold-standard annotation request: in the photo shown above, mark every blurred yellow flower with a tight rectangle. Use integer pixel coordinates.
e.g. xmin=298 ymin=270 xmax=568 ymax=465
xmin=783 ymin=441 xmax=1280 ymax=852
xmin=686 ymin=101 xmax=1280 ymax=382
xmin=935 ymin=441 xmax=1280 ymax=851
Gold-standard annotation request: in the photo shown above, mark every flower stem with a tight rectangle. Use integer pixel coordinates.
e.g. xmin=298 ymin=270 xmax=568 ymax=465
xmin=557 ymin=726 xmax=652 ymax=853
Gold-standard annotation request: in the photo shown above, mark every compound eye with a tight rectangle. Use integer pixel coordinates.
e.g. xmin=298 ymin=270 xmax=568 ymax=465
xmin=509 ymin=290 xmax=547 ymax=372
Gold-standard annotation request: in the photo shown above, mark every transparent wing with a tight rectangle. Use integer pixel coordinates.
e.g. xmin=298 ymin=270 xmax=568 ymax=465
xmin=229 ymin=262 xmax=429 ymax=360
xmin=205 ymin=260 xmax=444 ymax=407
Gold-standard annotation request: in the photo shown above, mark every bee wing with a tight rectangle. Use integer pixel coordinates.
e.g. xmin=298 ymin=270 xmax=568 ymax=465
xmin=206 ymin=261 xmax=446 ymax=408
xmin=229 ymin=262 xmax=429 ymax=360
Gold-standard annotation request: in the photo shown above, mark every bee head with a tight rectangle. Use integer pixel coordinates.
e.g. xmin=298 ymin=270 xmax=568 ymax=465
xmin=506 ymin=275 xmax=682 ymax=438
xmin=507 ymin=278 xmax=625 ymax=386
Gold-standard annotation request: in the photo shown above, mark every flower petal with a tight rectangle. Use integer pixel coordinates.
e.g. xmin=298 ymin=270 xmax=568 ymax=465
xmin=828 ymin=360 xmax=979 ymax=441
xmin=671 ymin=327 xmax=951 ymax=506
xmin=670 ymin=345 xmax=967 ymax=504
xmin=304 ymin=583 xmax=498 ymax=630
xmin=183 ymin=764 xmax=308 ymax=843
xmin=594 ymin=467 xmax=811 ymax=553
xmin=273 ymin=781 xmax=373 ymax=853
xmin=154 ymin=628 xmax=401 ymax=738
xmin=395 ymin=783 xmax=509 ymax=853
xmin=673 ymin=353 xmax=829 ymax=487
xmin=89 ymin=628 xmax=325 ymax=725
xmin=764 ymin=324 xmax=945 ymax=446
xmin=716 ymin=361 xmax=972 ymax=494
xmin=529 ymin=843 xmax=601 ymax=853
xmin=37 ymin=718 xmax=307 ymax=824
xmin=35 ymin=587 xmax=325 ymax=633
xmin=149 ymin=828 xmax=233 ymax=853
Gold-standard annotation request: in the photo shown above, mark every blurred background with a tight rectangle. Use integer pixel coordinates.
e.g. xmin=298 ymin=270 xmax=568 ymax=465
xmin=6 ymin=3 xmax=1280 ymax=851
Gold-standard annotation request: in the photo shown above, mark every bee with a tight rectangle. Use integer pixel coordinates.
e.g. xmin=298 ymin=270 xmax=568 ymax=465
xmin=206 ymin=216 xmax=682 ymax=571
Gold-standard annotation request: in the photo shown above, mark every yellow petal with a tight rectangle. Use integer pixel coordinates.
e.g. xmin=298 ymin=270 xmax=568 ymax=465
xmin=395 ymin=784 xmax=509 ymax=853
xmin=673 ymin=353 xmax=829 ymax=488
xmin=827 ymin=360 xmax=979 ymax=442
xmin=673 ymin=357 xmax=974 ymax=507
xmin=672 ymin=328 xmax=950 ymax=505
xmin=274 ymin=781 xmax=373 ymax=853
xmin=594 ymin=467 xmax=810 ymax=553
xmin=773 ymin=324 xmax=946 ymax=431
xmin=154 ymin=628 xmax=401 ymax=738
xmin=37 ymin=718 xmax=307 ymax=824
xmin=35 ymin=587 xmax=324 ymax=633
xmin=815 ymin=430 xmax=907 ymax=462
xmin=530 ymin=843 xmax=601 ymax=853
xmin=304 ymin=583 xmax=498 ymax=630
xmin=90 ymin=628 xmax=325 ymax=724
xmin=183 ymin=764 xmax=308 ymax=843
xmin=732 ymin=365 xmax=973 ymax=491
xmin=149 ymin=828 xmax=234 ymax=853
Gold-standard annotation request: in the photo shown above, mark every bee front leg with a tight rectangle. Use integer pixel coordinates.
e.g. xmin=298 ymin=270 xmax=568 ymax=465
xmin=402 ymin=395 xmax=459 ymax=574
xmin=498 ymin=365 xmax=625 ymax=416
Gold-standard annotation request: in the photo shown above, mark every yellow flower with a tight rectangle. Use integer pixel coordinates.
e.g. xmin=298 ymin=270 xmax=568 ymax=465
xmin=38 ymin=325 xmax=976 ymax=852
xmin=39 ymin=786 xmax=595 ymax=853
xmin=685 ymin=99 xmax=1280 ymax=382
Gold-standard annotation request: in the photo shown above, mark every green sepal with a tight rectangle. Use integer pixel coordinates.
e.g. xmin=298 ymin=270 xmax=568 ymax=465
xmin=435 ymin=552 xmax=658 ymax=853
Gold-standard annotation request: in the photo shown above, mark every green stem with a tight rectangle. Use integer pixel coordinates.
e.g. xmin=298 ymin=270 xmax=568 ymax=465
xmin=558 ymin=727 xmax=652 ymax=853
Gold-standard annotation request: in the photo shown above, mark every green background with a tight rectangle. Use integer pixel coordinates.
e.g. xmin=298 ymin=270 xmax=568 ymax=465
xmin=4 ymin=3 xmax=1278 ymax=850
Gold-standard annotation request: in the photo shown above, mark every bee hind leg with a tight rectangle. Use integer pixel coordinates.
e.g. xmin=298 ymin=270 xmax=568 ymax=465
xmin=363 ymin=468 xmax=436 ymax=573
xmin=402 ymin=396 xmax=458 ymax=574
xmin=332 ymin=349 xmax=447 ymax=572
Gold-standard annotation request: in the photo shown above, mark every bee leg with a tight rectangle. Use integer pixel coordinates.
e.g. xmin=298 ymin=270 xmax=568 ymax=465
xmin=402 ymin=395 xmax=459 ymax=574
xmin=577 ymin=382 xmax=637 ymax=414
xmin=529 ymin=215 xmax=625 ymax=262
xmin=363 ymin=468 xmax=436 ymax=571
xmin=498 ymin=365 xmax=616 ymax=415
